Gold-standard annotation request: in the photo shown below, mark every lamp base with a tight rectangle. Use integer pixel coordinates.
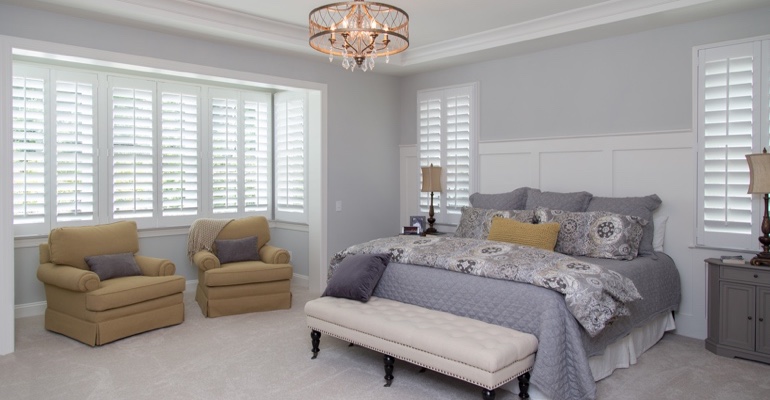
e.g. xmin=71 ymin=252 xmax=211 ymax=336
xmin=424 ymin=227 xmax=438 ymax=235
xmin=750 ymin=253 xmax=770 ymax=267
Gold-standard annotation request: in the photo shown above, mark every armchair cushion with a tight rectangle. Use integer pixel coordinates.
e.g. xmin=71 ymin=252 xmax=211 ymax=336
xmin=215 ymin=236 xmax=261 ymax=264
xmin=85 ymin=252 xmax=142 ymax=281
xmin=48 ymin=221 xmax=139 ymax=270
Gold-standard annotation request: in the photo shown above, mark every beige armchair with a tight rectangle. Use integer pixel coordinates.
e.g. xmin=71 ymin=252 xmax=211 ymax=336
xmin=37 ymin=221 xmax=185 ymax=346
xmin=192 ymin=216 xmax=293 ymax=317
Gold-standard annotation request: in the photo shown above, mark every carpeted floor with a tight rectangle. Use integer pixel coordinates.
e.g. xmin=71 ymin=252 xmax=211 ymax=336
xmin=1 ymin=286 xmax=769 ymax=400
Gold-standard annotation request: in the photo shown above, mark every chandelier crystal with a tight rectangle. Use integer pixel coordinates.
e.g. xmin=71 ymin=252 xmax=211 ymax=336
xmin=309 ymin=1 xmax=409 ymax=72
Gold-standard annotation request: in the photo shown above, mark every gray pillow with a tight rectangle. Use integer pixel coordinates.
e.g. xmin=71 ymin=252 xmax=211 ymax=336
xmin=469 ymin=187 xmax=529 ymax=210
xmin=215 ymin=236 xmax=260 ymax=264
xmin=323 ymin=253 xmax=391 ymax=302
xmin=535 ymin=208 xmax=647 ymax=260
xmin=586 ymin=194 xmax=662 ymax=257
xmin=454 ymin=206 xmax=535 ymax=239
xmin=525 ymin=189 xmax=593 ymax=212
xmin=85 ymin=252 xmax=142 ymax=281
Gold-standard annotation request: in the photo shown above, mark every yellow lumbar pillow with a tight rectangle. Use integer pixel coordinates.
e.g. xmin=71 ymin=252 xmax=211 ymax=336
xmin=487 ymin=217 xmax=560 ymax=251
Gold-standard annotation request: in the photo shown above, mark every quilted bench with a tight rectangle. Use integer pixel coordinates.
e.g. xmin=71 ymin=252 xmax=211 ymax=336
xmin=305 ymin=296 xmax=538 ymax=400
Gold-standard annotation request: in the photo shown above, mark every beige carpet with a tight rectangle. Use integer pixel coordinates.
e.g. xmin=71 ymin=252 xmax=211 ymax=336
xmin=1 ymin=287 xmax=769 ymax=400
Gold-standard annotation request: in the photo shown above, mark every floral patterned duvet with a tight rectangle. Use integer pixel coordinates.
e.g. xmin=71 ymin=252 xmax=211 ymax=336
xmin=330 ymin=235 xmax=642 ymax=336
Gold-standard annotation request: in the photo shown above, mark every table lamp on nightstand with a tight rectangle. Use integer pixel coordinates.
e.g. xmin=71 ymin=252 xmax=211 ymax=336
xmin=746 ymin=148 xmax=770 ymax=266
xmin=421 ymin=163 xmax=442 ymax=235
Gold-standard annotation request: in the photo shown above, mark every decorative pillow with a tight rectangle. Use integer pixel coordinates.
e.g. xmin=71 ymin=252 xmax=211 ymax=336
xmin=586 ymin=194 xmax=662 ymax=257
xmin=454 ymin=206 xmax=535 ymax=239
xmin=535 ymin=208 xmax=647 ymax=260
xmin=653 ymin=215 xmax=668 ymax=252
xmin=525 ymin=189 xmax=593 ymax=212
xmin=215 ymin=236 xmax=260 ymax=264
xmin=323 ymin=253 xmax=391 ymax=302
xmin=84 ymin=252 xmax=142 ymax=281
xmin=487 ymin=217 xmax=560 ymax=251
xmin=469 ymin=187 xmax=529 ymax=210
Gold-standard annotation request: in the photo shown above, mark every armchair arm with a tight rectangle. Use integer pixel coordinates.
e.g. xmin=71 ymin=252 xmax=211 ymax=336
xmin=260 ymin=244 xmax=291 ymax=264
xmin=192 ymin=250 xmax=221 ymax=272
xmin=134 ymin=255 xmax=176 ymax=276
xmin=37 ymin=263 xmax=100 ymax=292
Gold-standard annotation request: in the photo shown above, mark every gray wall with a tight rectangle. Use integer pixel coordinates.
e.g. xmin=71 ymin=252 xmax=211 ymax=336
xmin=399 ymin=6 xmax=770 ymax=145
xmin=1 ymin=3 xmax=401 ymax=306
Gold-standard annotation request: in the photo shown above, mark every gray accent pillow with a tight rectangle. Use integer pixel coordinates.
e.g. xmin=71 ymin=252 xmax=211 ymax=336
xmin=323 ymin=253 xmax=391 ymax=302
xmin=215 ymin=236 xmax=260 ymax=264
xmin=535 ymin=207 xmax=647 ymax=260
xmin=525 ymin=189 xmax=593 ymax=212
xmin=85 ymin=252 xmax=142 ymax=281
xmin=469 ymin=187 xmax=529 ymax=210
xmin=586 ymin=194 xmax=662 ymax=257
xmin=454 ymin=206 xmax=535 ymax=239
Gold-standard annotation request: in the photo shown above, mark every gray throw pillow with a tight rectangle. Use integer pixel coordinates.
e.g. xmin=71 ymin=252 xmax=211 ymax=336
xmin=469 ymin=187 xmax=529 ymax=210
xmin=525 ymin=189 xmax=593 ymax=212
xmin=323 ymin=253 xmax=391 ymax=302
xmin=84 ymin=252 xmax=142 ymax=281
xmin=586 ymin=194 xmax=662 ymax=257
xmin=535 ymin=208 xmax=647 ymax=260
xmin=215 ymin=236 xmax=260 ymax=264
xmin=454 ymin=206 xmax=535 ymax=239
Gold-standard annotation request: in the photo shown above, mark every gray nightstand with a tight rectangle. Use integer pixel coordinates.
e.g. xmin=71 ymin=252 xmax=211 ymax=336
xmin=705 ymin=258 xmax=770 ymax=363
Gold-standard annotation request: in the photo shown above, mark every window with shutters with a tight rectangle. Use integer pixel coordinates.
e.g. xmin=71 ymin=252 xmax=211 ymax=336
xmin=417 ymin=84 xmax=477 ymax=226
xmin=274 ymin=91 xmax=308 ymax=224
xmin=696 ymin=38 xmax=770 ymax=250
xmin=11 ymin=59 xmax=309 ymax=236
xmin=209 ymin=89 xmax=271 ymax=217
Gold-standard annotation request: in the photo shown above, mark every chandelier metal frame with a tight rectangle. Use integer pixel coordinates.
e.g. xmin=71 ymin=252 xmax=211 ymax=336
xmin=309 ymin=0 xmax=409 ymax=71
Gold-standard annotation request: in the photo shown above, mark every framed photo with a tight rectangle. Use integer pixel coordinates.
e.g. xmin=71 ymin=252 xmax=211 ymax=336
xmin=410 ymin=215 xmax=426 ymax=233
xmin=402 ymin=226 xmax=419 ymax=235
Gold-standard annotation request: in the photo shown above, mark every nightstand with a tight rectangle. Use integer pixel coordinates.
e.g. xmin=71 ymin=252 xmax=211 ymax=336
xmin=705 ymin=258 xmax=770 ymax=363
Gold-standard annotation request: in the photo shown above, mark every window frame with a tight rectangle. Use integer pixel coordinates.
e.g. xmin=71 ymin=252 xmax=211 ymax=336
xmin=416 ymin=82 xmax=479 ymax=226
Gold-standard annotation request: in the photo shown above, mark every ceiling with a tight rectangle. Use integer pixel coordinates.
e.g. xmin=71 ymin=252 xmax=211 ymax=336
xmin=4 ymin=0 xmax=769 ymax=75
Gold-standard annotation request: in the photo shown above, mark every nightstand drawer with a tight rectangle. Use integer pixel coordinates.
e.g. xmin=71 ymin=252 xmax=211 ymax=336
xmin=721 ymin=266 xmax=770 ymax=285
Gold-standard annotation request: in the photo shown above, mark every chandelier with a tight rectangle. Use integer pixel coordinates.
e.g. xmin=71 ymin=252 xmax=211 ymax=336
xmin=309 ymin=0 xmax=409 ymax=71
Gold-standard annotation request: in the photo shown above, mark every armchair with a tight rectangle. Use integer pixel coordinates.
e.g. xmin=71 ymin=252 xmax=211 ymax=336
xmin=37 ymin=221 xmax=185 ymax=346
xmin=192 ymin=216 xmax=293 ymax=317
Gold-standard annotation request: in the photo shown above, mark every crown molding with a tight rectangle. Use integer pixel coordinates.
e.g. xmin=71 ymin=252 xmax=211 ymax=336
xmin=16 ymin=0 xmax=728 ymax=68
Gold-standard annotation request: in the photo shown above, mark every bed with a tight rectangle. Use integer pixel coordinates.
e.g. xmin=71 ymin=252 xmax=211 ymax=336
xmin=326 ymin=188 xmax=681 ymax=400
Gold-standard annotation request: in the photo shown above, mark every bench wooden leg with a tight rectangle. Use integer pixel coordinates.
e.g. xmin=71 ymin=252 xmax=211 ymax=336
xmin=481 ymin=389 xmax=496 ymax=400
xmin=383 ymin=354 xmax=395 ymax=387
xmin=518 ymin=372 xmax=531 ymax=399
xmin=310 ymin=330 xmax=321 ymax=359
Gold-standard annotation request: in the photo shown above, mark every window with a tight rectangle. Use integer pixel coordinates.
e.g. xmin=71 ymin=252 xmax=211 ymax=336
xmin=11 ymin=59 xmax=309 ymax=236
xmin=417 ymin=83 xmax=477 ymax=225
xmin=696 ymin=39 xmax=769 ymax=250
xmin=274 ymin=91 xmax=308 ymax=223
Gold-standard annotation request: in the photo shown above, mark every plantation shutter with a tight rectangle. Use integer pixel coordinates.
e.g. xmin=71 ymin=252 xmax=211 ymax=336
xmin=210 ymin=94 xmax=239 ymax=214
xmin=697 ymin=42 xmax=762 ymax=249
xmin=274 ymin=91 xmax=307 ymax=223
xmin=417 ymin=84 xmax=476 ymax=225
xmin=160 ymin=84 xmax=199 ymax=218
xmin=12 ymin=70 xmax=47 ymax=228
xmin=244 ymin=93 xmax=271 ymax=212
xmin=444 ymin=87 xmax=472 ymax=215
xmin=110 ymin=77 xmax=155 ymax=220
xmin=54 ymin=71 xmax=97 ymax=223
xmin=418 ymin=91 xmax=442 ymax=214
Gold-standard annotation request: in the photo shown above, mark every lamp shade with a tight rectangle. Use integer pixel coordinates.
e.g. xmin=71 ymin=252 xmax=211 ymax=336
xmin=747 ymin=149 xmax=770 ymax=194
xmin=421 ymin=164 xmax=442 ymax=193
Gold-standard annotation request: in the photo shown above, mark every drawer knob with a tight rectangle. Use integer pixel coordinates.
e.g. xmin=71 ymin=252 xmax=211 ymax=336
xmin=761 ymin=318 xmax=765 ymax=322
xmin=748 ymin=316 xmax=753 ymax=320
xmin=755 ymin=274 xmax=759 ymax=278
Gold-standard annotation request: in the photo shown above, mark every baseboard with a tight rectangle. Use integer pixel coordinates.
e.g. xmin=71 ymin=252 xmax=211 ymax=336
xmin=16 ymin=276 xmax=309 ymax=319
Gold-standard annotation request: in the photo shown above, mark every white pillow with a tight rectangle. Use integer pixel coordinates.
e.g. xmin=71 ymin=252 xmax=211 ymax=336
xmin=653 ymin=215 xmax=668 ymax=252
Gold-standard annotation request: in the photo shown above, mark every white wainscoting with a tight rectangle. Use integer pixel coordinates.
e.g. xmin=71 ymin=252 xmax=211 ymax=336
xmin=401 ymin=129 xmax=708 ymax=339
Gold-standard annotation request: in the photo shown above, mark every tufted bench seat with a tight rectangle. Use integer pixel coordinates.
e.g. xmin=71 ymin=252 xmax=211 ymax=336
xmin=305 ymin=296 xmax=538 ymax=400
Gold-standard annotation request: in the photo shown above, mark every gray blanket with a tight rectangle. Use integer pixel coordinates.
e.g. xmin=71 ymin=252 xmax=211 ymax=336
xmin=330 ymin=236 xmax=642 ymax=336
xmin=367 ymin=253 xmax=681 ymax=400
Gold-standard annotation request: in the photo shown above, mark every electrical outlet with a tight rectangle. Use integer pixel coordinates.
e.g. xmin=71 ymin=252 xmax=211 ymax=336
xmin=336 ymin=200 xmax=342 ymax=212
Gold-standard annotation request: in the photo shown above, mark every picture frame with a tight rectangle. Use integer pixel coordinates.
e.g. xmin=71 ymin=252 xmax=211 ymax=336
xmin=410 ymin=215 xmax=426 ymax=233
xmin=402 ymin=226 xmax=419 ymax=235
